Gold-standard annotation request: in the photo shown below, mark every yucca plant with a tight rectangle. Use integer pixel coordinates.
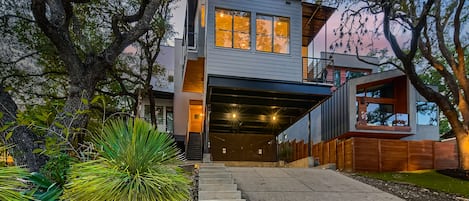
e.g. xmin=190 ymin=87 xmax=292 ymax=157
xmin=62 ymin=118 xmax=190 ymax=201
xmin=0 ymin=146 xmax=31 ymax=201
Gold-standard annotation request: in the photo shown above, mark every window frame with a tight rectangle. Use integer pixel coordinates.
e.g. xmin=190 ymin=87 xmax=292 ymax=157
xmin=214 ymin=7 xmax=251 ymax=50
xmin=255 ymin=13 xmax=290 ymax=54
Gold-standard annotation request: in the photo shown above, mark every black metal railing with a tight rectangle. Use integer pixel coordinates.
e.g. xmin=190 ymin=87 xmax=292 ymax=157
xmin=302 ymin=57 xmax=334 ymax=83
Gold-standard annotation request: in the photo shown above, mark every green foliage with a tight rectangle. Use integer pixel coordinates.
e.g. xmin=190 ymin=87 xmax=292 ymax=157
xmin=439 ymin=118 xmax=451 ymax=135
xmin=62 ymin=118 xmax=190 ymax=201
xmin=40 ymin=153 xmax=73 ymax=185
xmin=0 ymin=146 xmax=31 ymax=201
xmin=27 ymin=172 xmax=63 ymax=201
xmin=0 ymin=166 xmax=31 ymax=201
xmin=360 ymin=170 xmax=469 ymax=197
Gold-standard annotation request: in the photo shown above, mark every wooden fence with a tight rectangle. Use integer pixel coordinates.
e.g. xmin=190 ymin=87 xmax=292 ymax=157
xmin=278 ymin=140 xmax=309 ymax=162
xmin=311 ymin=137 xmax=459 ymax=172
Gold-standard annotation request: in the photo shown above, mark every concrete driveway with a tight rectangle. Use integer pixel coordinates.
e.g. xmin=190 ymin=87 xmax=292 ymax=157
xmin=228 ymin=167 xmax=404 ymax=201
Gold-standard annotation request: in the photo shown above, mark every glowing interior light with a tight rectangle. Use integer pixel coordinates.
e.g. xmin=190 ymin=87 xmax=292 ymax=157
xmin=272 ymin=115 xmax=277 ymax=121
xmin=232 ymin=113 xmax=237 ymax=118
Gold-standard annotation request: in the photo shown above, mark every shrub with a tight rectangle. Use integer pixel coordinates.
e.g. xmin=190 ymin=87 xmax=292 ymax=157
xmin=0 ymin=146 xmax=31 ymax=201
xmin=62 ymin=118 xmax=190 ymax=201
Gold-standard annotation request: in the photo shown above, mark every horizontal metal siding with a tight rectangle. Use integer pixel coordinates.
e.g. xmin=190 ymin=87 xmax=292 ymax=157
xmin=206 ymin=0 xmax=302 ymax=82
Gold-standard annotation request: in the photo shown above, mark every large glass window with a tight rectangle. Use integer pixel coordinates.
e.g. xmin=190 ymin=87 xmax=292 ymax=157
xmin=366 ymin=103 xmax=394 ymax=126
xmin=357 ymin=83 xmax=394 ymax=98
xmin=166 ymin=107 xmax=174 ymax=133
xmin=356 ymin=80 xmax=409 ymax=127
xmin=215 ymin=8 xmax=250 ymax=50
xmin=417 ymin=102 xmax=438 ymax=126
xmin=256 ymin=15 xmax=290 ymax=54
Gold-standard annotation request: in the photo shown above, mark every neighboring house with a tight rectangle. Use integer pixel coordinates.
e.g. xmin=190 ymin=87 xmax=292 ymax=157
xmin=282 ymin=69 xmax=440 ymax=145
xmin=321 ymin=52 xmax=379 ymax=89
xmin=175 ymin=0 xmax=336 ymax=161
xmin=138 ymin=46 xmax=176 ymax=135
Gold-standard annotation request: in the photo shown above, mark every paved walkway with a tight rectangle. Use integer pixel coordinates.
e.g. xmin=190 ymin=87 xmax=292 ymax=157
xmin=228 ymin=167 xmax=404 ymax=201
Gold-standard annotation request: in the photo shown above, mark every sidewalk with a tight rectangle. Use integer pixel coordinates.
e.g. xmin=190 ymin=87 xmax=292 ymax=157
xmin=228 ymin=167 xmax=404 ymax=201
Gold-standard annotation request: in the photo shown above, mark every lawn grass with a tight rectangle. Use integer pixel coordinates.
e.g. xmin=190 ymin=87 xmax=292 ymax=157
xmin=360 ymin=170 xmax=469 ymax=197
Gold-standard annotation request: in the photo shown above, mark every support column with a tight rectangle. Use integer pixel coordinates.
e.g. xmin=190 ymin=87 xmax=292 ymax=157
xmin=203 ymin=104 xmax=211 ymax=153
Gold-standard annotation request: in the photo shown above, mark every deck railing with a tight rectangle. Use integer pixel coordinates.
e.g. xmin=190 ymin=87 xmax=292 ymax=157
xmin=302 ymin=57 xmax=334 ymax=83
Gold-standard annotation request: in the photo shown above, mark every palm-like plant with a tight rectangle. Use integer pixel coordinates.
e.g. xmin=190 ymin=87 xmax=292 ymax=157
xmin=0 ymin=146 xmax=31 ymax=201
xmin=62 ymin=118 xmax=190 ymax=201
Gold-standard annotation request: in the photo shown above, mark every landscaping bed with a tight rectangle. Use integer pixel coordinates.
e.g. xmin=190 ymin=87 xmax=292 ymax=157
xmin=345 ymin=171 xmax=469 ymax=201
xmin=437 ymin=169 xmax=469 ymax=181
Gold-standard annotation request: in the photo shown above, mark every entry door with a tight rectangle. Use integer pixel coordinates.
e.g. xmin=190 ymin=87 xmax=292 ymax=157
xmin=188 ymin=100 xmax=203 ymax=134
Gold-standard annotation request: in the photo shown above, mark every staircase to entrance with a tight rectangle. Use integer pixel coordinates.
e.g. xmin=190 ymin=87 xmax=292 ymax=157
xmin=198 ymin=163 xmax=245 ymax=201
xmin=186 ymin=132 xmax=202 ymax=160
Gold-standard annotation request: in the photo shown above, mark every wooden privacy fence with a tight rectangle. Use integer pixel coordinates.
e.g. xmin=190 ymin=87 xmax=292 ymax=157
xmin=279 ymin=140 xmax=309 ymax=162
xmin=312 ymin=137 xmax=459 ymax=172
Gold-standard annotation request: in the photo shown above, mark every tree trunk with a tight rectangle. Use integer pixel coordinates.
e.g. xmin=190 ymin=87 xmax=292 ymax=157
xmin=47 ymin=64 xmax=101 ymax=149
xmin=456 ymin=131 xmax=469 ymax=170
xmin=0 ymin=85 xmax=47 ymax=171
xmin=148 ymin=87 xmax=157 ymax=127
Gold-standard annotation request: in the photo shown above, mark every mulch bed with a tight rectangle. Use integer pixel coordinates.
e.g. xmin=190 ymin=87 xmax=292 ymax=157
xmin=344 ymin=173 xmax=469 ymax=201
xmin=437 ymin=169 xmax=469 ymax=181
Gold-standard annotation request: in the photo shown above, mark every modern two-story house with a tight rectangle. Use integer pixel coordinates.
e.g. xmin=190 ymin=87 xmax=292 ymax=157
xmin=174 ymin=0 xmax=336 ymax=161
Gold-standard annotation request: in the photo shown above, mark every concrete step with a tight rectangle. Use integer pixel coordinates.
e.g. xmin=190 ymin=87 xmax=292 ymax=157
xmin=199 ymin=178 xmax=234 ymax=184
xmin=198 ymin=191 xmax=242 ymax=200
xmin=199 ymin=173 xmax=232 ymax=178
xmin=199 ymin=167 xmax=226 ymax=171
xmin=199 ymin=170 xmax=229 ymax=175
xmin=200 ymin=163 xmax=225 ymax=167
xmin=200 ymin=166 xmax=226 ymax=170
xmin=199 ymin=184 xmax=237 ymax=191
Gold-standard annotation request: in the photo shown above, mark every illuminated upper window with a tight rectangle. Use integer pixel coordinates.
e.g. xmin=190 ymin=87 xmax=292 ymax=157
xmin=201 ymin=4 xmax=206 ymax=27
xmin=256 ymin=15 xmax=290 ymax=54
xmin=215 ymin=8 xmax=250 ymax=50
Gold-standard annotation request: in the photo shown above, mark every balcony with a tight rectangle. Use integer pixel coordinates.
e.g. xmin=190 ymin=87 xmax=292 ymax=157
xmin=302 ymin=56 xmax=334 ymax=84
xmin=356 ymin=112 xmax=411 ymax=132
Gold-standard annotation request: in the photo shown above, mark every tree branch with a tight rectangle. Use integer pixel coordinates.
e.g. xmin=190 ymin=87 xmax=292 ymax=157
xmin=0 ymin=14 xmax=35 ymax=23
xmin=1 ymin=70 xmax=67 ymax=84
xmin=0 ymin=51 xmax=38 ymax=65
xmin=354 ymin=46 xmax=401 ymax=70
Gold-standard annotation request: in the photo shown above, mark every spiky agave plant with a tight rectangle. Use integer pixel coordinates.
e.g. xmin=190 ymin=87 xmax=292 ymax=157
xmin=0 ymin=145 xmax=31 ymax=201
xmin=62 ymin=118 xmax=190 ymax=201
